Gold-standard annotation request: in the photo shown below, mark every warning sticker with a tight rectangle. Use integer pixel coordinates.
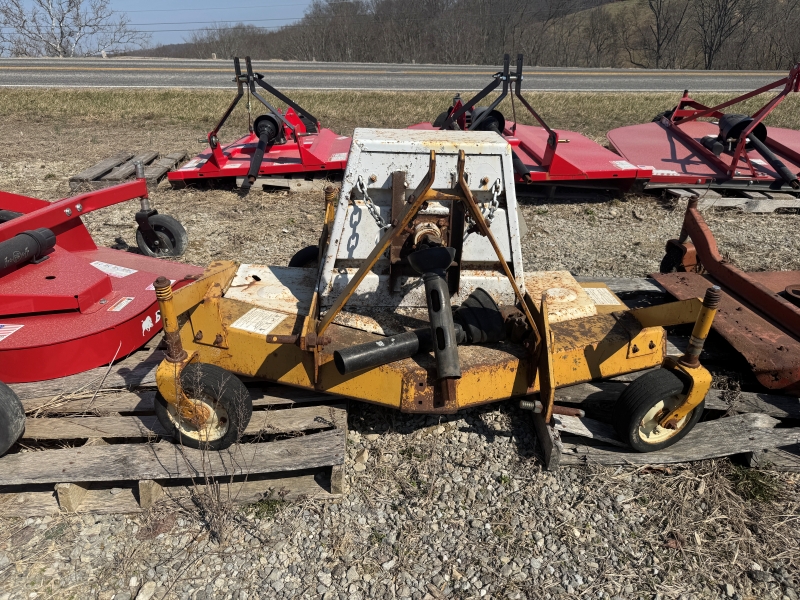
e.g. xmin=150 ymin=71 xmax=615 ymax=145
xmin=180 ymin=158 xmax=206 ymax=170
xmin=652 ymin=169 xmax=680 ymax=176
xmin=91 ymin=261 xmax=137 ymax=278
xmin=145 ymin=279 xmax=176 ymax=291
xmin=0 ymin=324 xmax=23 ymax=342
xmin=230 ymin=308 xmax=288 ymax=336
xmin=107 ymin=297 xmax=135 ymax=312
xmin=611 ymin=160 xmax=637 ymax=170
xmin=584 ymin=287 xmax=622 ymax=306
xmin=750 ymin=158 xmax=768 ymax=166
xmin=330 ymin=152 xmax=348 ymax=162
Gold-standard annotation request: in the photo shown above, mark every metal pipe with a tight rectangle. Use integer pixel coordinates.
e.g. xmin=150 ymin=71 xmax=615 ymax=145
xmin=153 ymin=276 xmax=188 ymax=363
xmin=747 ymin=135 xmax=800 ymax=189
xmin=519 ymin=399 xmax=585 ymax=417
xmin=680 ymin=286 xmax=721 ymax=367
xmin=0 ymin=228 xmax=55 ymax=275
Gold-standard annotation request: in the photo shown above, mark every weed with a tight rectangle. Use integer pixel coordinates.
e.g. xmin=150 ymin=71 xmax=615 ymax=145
xmin=499 ymin=475 xmax=511 ymax=487
xmin=43 ymin=173 xmax=57 ymax=180
xmin=535 ymin=208 xmax=549 ymax=215
xmin=251 ymin=495 xmax=287 ymax=520
xmin=728 ymin=465 xmax=781 ymax=503
xmin=368 ymin=529 xmax=386 ymax=545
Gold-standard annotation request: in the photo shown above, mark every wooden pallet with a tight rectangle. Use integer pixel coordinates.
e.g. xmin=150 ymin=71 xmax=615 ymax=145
xmin=69 ymin=150 xmax=188 ymax=190
xmin=667 ymin=188 xmax=800 ymax=213
xmin=1 ymin=339 xmax=347 ymax=517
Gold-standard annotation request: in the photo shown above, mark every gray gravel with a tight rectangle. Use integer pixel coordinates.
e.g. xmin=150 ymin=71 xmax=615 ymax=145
xmin=1 ymin=404 xmax=799 ymax=600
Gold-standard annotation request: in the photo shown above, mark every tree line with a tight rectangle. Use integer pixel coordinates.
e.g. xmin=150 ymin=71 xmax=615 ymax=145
xmin=174 ymin=0 xmax=800 ymax=70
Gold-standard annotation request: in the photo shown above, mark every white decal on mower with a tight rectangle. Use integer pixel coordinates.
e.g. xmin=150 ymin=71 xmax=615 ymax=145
xmin=141 ymin=315 xmax=154 ymax=336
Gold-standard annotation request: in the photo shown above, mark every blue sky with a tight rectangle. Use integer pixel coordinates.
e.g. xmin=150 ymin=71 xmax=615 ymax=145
xmin=108 ymin=0 xmax=314 ymax=46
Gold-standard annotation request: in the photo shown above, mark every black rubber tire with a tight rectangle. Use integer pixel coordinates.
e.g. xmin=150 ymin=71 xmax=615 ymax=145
xmin=288 ymin=245 xmax=320 ymax=268
xmin=0 ymin=381 xmax=25 ymax=457
xmin=154 ymin=363 xmax=253 ymax=450
xmin=136 ymin=214 xmax=188 ymax=258
xmin=659 ymin=245 xmax=684 ymax=274
xmin=612 ymin=369 xmax=704 ymax=453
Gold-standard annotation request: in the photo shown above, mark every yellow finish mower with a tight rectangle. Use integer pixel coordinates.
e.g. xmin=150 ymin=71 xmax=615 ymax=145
xmin=151 ymin=129 xmax=719 ymax=454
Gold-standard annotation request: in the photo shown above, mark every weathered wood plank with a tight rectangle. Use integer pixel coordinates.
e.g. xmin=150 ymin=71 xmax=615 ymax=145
xmin=532 ymin=413 xmax=562 ymax=471
xmin=689 ymin=188 xmax=721 ymax=198
xmin=558 ymin=414 xmax=797 ymax=466
xmin=552 ymin=414 xmax=625 ymax=447
xmin=667 ymin=188 xmax=697 ymax=199
xmin=55 ymin=482 xmax=90 ymax=513
xmin=747 ymin=446 xmax=800 ymax=472
xmin=21 ymin=387 xmax=341 ymax=415
xmin=101 ymin=151 xmax=159 ymax=181
xmin=143 ymin=151 xmax=188 ymax=184
xmin=22 ymin=391 xmax=156 ymax=416
xmin=20 ymin=405 xmax=346 ymax=440
xmin=138 ymin=480 xmax=164 ymax=510
xmin=9 ymin=342 xmax=163 ymax=400
xmin=69 ymin=151 xmax=133 ymax=189
xmin=0 ymin=429 xmax=345 ymax=486
xmin=555 ymin=379 xmax=799 ymax=418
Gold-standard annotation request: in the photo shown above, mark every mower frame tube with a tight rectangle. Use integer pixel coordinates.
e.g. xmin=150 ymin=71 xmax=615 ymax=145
xmin=678 ymin=198 xmax=800 ymax=338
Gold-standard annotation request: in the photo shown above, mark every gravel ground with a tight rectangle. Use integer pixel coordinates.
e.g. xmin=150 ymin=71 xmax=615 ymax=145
xmin=1 ymin=120 xmax=800 ymax=600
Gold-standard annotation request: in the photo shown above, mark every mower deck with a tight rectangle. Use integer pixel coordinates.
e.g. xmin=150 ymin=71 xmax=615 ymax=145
xmin=608 ymin=121 xmax=800 ymax=190
xmin=409 ymin=121 xmax=647 ymax=188
xmin=0 ymin=182 xmax=202 ymax=383
xmin=167 ymin=128 xmax=350 ymax=186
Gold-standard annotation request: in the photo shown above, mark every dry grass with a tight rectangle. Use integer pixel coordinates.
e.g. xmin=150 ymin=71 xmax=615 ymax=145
xmin=4 ymin=88 xmax=800 ymax=142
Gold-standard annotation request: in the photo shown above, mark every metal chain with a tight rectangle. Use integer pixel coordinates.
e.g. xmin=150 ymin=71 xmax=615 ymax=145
xmin=356 ymin=175 xmax=390 ymax=243
xmin=465 ymin=178 xmax=502 ymax=238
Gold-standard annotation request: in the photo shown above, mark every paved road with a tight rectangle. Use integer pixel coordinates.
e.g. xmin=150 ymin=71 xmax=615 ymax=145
xmin=0 ymin=57 xmax=787 ymax=92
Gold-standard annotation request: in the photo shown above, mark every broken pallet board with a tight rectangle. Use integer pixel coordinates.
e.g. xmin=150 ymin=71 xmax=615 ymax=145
xmin=143 ymin=151 xmax=188 ymax=185
xmin=557 ymin=413 xmax=800 ymax=466
xmin=69 ymin=150 xmax=187 ymax=190
xmin=1 ymin=338 xmax=348 ymax=517
xmin=69 ymin=151 xmax=134 ymax=190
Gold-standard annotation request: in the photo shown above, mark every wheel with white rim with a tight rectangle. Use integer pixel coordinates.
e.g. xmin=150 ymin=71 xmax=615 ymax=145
xmin=154 ymin=363 xmax=252 ymax=450
xmin=612 ymin=369 xmax=704 ymax=452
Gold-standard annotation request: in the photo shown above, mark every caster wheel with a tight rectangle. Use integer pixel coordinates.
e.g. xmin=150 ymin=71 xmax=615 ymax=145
xmin=0 ymin=381 xmax=25 ymax=457
xmin=612 ymin=369 xmax=704 ymax=453
xmin=659 ymin=245 xmax=684 ymax=274
xmin=136 ymin=214 xmax=188 ymax=258
xmin=154 ymin=363 xmax=252 ymax=450
xmin=288 ymin=245 xmax=320 ymax=268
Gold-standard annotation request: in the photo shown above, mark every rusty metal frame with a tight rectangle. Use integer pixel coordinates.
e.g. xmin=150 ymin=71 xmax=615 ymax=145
xmin=675 ymin=198 xmax=800 ymax=338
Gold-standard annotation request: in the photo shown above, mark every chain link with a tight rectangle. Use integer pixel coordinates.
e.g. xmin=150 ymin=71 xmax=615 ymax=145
xmin=465 ymin=178 xmax=502 ymax=237
xmin=356 ymin=175 xmax=390 ymax=243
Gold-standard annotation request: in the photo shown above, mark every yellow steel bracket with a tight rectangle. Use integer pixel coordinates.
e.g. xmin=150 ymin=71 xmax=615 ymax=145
xmin=659 ymin=356 xmax=713 ymax=427
xmin=629 ymin=297 xmax=703 ymax=328
xmin=535 ymin=294 xmax=556 ymax=422
xmin=317 ymin=150 xmax=438 ymax=337
xmin=153 ymin=277 xmax=210 ymax=428
xmin=657 ymin=286 xmax=720 ymax=426
xmin=188 ymin=279 xmax=230 ymax=349
xmin=171 ymin=260 xmax=239 ymax=316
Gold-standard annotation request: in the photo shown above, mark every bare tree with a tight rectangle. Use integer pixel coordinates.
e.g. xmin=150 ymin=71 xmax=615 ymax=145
xmin=621 ymin=0 xmax=690 ymax=68
xmin=0 ymin=0 xmax=149 ymax=57
xmin=692 ymin=0 xmax=754 ymax=69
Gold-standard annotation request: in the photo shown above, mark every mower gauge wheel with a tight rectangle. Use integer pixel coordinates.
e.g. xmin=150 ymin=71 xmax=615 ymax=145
xmin=612 ymin=369 xmax=704 ymax=452
xmin=0 ymin=381 xmax=25 ymax=457
xmin=136 ymin=214 xmax=188 ymax=258
xmin=154 ymin=363 xmax=253 ymax=450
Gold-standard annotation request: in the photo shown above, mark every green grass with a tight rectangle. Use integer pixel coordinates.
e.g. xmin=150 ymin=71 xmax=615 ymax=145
xmin=4 ymin=88 xmax=800 ymax=140
xmin=728 ymin=464 xmax=781 ymax=502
